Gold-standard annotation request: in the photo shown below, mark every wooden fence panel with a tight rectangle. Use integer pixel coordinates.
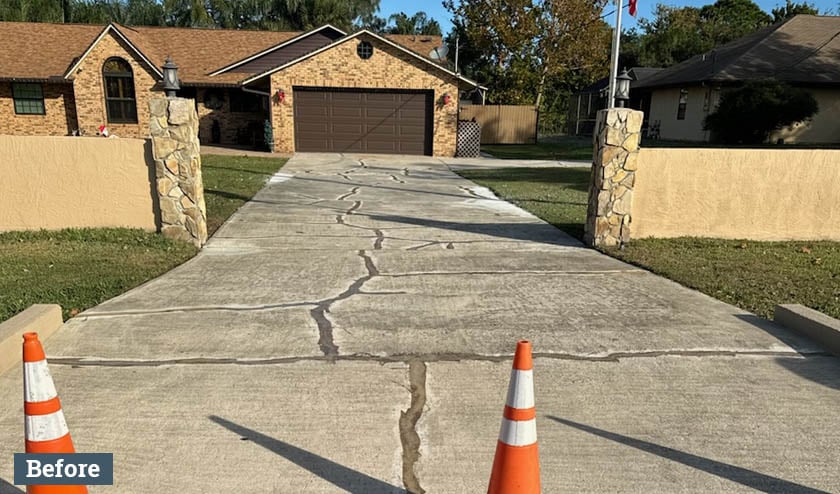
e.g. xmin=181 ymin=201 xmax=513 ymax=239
xmin=460 ymin=105 xmax=538 ymax=144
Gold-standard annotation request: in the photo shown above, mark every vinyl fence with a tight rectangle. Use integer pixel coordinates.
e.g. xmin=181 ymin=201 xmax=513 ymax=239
xmin=460 ymin=105 xmax=538 ymax=144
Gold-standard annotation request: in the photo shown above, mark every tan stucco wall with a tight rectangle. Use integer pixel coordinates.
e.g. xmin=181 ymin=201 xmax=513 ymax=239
xmin=270 ymin=33 xmax=460 ymax=156
xmin=633 ymin=148 xmax=840 ymax=240
xmin=0 ymin=135 xmax=158 ymax=231
xmin=71 ymin=31 xmax=160 ymax=138
xmin=0 ymin=82 xmax=78 ymax=136
xmin=770 ymin=88 xmax=840 ymax=144
xmin=647 ymin=85 xmax=717 ymax=142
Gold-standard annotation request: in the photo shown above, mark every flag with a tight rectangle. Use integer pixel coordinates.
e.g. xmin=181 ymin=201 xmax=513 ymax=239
xmin=629 ymin=0 xmax=638 ymax=17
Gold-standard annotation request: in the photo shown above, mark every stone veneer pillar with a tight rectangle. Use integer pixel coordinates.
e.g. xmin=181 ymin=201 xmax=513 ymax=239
xmin=583 ymin=108 xmax=644 ymax=247
xmin=149 ymin=97 xmax=208 ymax=247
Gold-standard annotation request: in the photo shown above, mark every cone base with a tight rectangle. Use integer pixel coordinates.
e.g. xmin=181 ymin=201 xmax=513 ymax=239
xmin=488 ymin=441 xmax=541 ymax=494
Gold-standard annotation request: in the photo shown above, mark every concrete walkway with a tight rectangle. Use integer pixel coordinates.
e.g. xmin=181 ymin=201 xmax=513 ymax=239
xmin=1 ymin=153 xmax=838 ymax=493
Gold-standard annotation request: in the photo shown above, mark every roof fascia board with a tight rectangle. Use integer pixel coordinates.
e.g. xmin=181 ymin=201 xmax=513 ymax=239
xmin=63 ymin=24 xmax=163 ymax=80
xmin=209 ymin=24 xmax=347 ymax=76
xmin=241 ymin=29 xmax=486 ymax=89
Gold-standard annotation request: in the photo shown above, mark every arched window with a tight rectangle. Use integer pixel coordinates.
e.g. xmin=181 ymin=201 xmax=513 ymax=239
xmin=103 ymin=58 xmax=137 ymax=123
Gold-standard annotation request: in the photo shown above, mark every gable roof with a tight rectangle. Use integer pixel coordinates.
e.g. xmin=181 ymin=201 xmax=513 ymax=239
xmin=240 ymin=29 xmax=485 ymax=89
xmin=117 ymin=24 xmax=303 ymax=85
xmin=0 ymin=22 xmax=102 ymax=81
xmin=64 ymin=24 xmax=163 ymax=79
xmin=209 ymin=25 xmax=346 ymax=76
xmin=0 ymin=22 xmax=466 ymax=87
xmin=383 ymin=34 xmax=445 ymax=60
xmin=635 ymin=15 xmax=840 ymax=89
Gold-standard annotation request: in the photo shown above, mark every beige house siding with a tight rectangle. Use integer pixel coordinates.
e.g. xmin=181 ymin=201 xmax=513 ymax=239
xmin=269 ymin=34 xmax=460 ymax=156
xmin=70 ymin=31 xmax=160 ymax=138
xmin=633 ymin=147 xmax=840 ymax=241
xmin=0 ymin=135 xmax=157 ymax=231
xmin=770 ymin=88 xmax=840 ymax=144
xmin=0 ymin=82 xmax=77 ymax=136
xmin=647 ymin=85 xmax=718 ymax=142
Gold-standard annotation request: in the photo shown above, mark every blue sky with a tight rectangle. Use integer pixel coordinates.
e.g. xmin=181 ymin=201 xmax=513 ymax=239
xmin=377 ymin=0 xmax=838 ymax=33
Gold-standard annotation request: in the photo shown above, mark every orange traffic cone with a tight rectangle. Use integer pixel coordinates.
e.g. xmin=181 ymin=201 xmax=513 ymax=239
xmin=487 ymin=340 xmax=541 ymax=493
xmin=23 ymin=332 xmax=88 ymax=494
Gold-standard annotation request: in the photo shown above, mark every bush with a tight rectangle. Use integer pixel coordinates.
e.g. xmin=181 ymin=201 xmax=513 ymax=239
xmin=703 ymin=81 xmax=818 ymax=144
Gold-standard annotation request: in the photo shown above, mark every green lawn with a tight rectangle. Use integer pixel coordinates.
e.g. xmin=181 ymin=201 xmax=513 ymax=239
xmin=202 ymin=154 xmax=288 ymax=235
xmin=459 ymin=166 xmax=840 ymax=320
xmin=482 ymin=136 xmax=593 ymax=161
xmin=0 ymin=154 xmax=286 ymax=322
xmin=458 ymin=167 xmax=591 ymax=239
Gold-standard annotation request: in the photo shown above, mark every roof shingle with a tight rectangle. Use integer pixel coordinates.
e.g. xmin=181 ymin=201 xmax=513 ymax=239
xmin=635 ymin=15 xmax=840 ymax=89
xmin=0 ymin=22 xmax=444 ymax=86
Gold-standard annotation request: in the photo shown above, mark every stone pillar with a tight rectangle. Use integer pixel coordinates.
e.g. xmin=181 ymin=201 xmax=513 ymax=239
xmin=583 ymin=108 xmax=643 ymax=247
xmin=149 ymin=97 xmax=208 ymax=248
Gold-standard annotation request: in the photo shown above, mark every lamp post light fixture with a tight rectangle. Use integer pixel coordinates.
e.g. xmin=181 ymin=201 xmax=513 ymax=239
xmin=615 ymin=68 xmax=632 ymax=108
xmin=162 ymin=57 xmax=180 ymax=97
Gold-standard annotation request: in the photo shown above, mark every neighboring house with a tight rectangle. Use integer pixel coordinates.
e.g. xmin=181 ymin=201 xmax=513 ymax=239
xmin=566 ymin=67 xmax=663 ymax=136
xmin=0 ymin=22 xmax=484 ymax=156
xmin=633 ymin=15 xmax=840 ymax=143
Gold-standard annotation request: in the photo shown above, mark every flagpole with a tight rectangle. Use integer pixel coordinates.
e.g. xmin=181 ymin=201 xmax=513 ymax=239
xmin=607 ymin=0 xmax=623 ymax=108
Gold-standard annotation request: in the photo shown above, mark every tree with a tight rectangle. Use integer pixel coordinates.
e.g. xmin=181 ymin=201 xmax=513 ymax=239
xmin=0 ymin=0 xmax=64 ymax=22
xmin=387 ymin=11 xmax=441 ymax=35
xmin=771 ymin=0 xmax=819 ymax=22
xmin=634 ymin=5 xmax=710 ymax=67
xmin=444 ymin=0 xmax=611 ymax=107
xmin=703 ymin=81 xmax=818 ymax=144
xmin=699 ymin=0 xmax=772 ymax=46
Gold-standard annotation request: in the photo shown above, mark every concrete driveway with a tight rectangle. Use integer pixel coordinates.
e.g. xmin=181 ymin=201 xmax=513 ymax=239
xmin=1 ymin=153 xmax=838 ymax=493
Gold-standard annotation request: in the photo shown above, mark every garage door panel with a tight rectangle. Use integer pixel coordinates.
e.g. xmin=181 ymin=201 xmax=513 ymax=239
xmin=294 ymin=88 xmax=431 ymax=155
xmin=331 ymin=123 xmax=366 ymax=134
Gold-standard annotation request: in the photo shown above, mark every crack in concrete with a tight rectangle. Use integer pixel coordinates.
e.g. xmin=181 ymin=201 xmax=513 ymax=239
xmin=373 ymin=229 xmax=384 ymax=250
xmin=337 ymin=187 xmax=360 ymax=201
xmin=399 ymin=360 xmax=427 ymax=494
xmin=347 ymin=200 xmax=362 ymax=214
xmin=79 ymin=301 xmax=317 ymax=318
xmin=48 ymin=350 xmax=829 ymax=368
xmin=391 ymin=174 xmax=406 ymax=184
xmin=310 ymin=249 xmax=379 ymax=358
xmin=402 ymin=168 xmax=410 ymax=176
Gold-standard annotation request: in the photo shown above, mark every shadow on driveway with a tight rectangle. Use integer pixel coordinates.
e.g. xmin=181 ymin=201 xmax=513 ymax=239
xmin=547 ymin=416 xmax=830 ymax=494
xmin=209 ymin=415 xmax=406 ymax=494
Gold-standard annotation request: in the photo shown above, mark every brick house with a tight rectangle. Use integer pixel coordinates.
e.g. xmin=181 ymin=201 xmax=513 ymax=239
xmin=0 ymin=22 xmax=484 ymax=156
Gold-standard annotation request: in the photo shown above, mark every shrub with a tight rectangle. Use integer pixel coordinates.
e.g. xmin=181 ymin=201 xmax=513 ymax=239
xmin=703 ymin=81 xmax=818 ymax=144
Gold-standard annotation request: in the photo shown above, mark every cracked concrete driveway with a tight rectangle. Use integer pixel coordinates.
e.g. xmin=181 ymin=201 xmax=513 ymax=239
xmin=1 ymin=153 xmax=839 ymax=493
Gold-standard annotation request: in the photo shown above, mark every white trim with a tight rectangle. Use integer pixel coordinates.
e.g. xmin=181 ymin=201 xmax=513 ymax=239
xmin=209 ymin=24 xmax=347 ymax=76
xmin=505 ymin=369 xmax=534 ymax=409
xmin=25 ymin=410 xmax=69 ymax=442
xmin=240 ymin=29 xmax=487 ymax=90
xmin=498 ymin=418 xmax=538 ymax=446
xmin=241 ymin=87 xmax=271 ymax=97
xmin=63 ymin=24 xmax=163 ymax=80
xmin=24 ymin=360 xmax=58 ymax=403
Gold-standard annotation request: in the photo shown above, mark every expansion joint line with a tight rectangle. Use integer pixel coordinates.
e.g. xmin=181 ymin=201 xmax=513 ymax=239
xmin=399 ymin=361 xmax=427 ymax=494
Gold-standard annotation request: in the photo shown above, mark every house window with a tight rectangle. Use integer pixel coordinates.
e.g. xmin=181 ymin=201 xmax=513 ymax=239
xmin=357 ymin=41 xmax=373 ymax=60
xmin=103 ymin=57 xmax=137 ymax=124
xmin=12 ymin=83 xmax=45 ymax=115
xmin=677 ymin=88 xmax=688 ymax=120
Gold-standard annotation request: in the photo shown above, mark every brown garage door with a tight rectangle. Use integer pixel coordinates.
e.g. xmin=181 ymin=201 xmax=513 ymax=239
xmin=293 ymin=88 xmax=433 ymax=155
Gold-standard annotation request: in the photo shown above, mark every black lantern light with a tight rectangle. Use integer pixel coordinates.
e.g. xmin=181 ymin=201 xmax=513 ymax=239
xmin=615 ymin=68 xmax=632 ymax=108
xmin=162 ymin=57 xmax=180 ymax=97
